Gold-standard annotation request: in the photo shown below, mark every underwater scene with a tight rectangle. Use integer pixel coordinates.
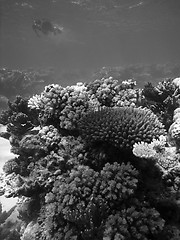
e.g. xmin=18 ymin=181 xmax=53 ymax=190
xmin=1 ymin=0 xmax=180 ymax=239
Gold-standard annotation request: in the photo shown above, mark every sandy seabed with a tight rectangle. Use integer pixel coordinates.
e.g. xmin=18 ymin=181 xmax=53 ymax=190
xmin=0 ymin=125 xmax=18 ymax=211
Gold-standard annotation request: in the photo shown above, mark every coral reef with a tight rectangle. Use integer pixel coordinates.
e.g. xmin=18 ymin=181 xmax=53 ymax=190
xmin=86 ymin=78 xmax=139 ymax=107
xmin=168 ymin=106 xmax=180 ymax=150
xmin=0 ymin=201 xmax=20 ymax=240
xmin=78 ymin=106 xmax=166 ymax=150
xmin=28 ymin=82 xmax=89 ymax=129
xmin=104 ymin=200 xmax=165 ymax=240
xmin=133 ymin=135 xmax=180 ymax=173
xmin=1 ymin=76 xmax=180 ymax=239
xmin=0 ymin=68 xmax=53 ymax=99
xmin=142 ymin=78 xmax=180 ymax=130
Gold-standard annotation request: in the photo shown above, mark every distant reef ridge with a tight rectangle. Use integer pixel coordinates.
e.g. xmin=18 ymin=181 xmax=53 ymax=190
xmin=1 ymin=63 xmax=180 ymax=112
xmin=0 ymin=67 xmax=55 ymax=112
xmin=1 ymin=75 xmax=180 ymax=239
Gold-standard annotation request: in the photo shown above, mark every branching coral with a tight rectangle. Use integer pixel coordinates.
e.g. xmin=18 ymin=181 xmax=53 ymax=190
xmin=28 ymin=83 xmax=89 ymax=130
xmin=0 ymin=96 xmax=39 ymax=143
xmin=99 ymin=162 xmax=138 ymax=207
xmin=28 ymin=78 xmax=140 ymax=131
xmin=2 ymin=77 xmax=180 ymax=239
xmin=78 ymin=106 xmax=166 ymax=151
xmin=86 ymin=77 xmax=139 ymax=108
xmin=142 ymin=78 xmax=180 ymax=130
xmin=40 ymin=162 xmax=138 ymax=239
xmin=2 ymin=133 xmax=85 ymax=199
xmin=133 ymin=136 xmax=180 ymax=172
xmin=104 ymin=201 xmax=165 ymax=240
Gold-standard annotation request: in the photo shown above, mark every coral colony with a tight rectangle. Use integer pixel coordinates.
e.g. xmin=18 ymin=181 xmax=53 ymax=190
xmin=1 ymin=77 xmax=180 ymax=239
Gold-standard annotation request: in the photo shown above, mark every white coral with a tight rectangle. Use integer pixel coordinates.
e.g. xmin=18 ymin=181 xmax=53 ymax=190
xmin=133 ymin=141 xmax=156 ymax=159
xmin=28 ymin=94 xmax=42 ymax=109
xmin=172 ymin=77 xmax=180 ymax=89
xmin=168 ymin=121 xmax=180 ymax=142
xmin=133 ymin=136 xmax=180 ymax=172
xmin=70 ymin=82 xmax=87 ymax=92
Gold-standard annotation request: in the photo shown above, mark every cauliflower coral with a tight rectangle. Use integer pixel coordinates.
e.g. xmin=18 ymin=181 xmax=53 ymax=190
xmin=1 ymin=76 xmax=180 ymax=240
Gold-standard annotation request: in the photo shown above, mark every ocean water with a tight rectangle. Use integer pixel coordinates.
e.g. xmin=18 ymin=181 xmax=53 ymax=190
xmin=1 ymin=0 xmax=180 ymax=76
xmin=1 ymin=0 xmax=180 ymax=212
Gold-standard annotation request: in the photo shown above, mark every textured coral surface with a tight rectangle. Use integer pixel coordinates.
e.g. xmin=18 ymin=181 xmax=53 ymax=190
xmin=1 ymin=77 xmax=180 ymax=240
xmin=78 ymin=106 xmax=166 ymax=150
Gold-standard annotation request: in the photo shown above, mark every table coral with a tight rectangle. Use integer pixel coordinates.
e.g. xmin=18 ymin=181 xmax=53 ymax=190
xmin=133 ymin=136 xmax=180 ymax=172
xmin=78 ymin=106 xmax=166 ymax=150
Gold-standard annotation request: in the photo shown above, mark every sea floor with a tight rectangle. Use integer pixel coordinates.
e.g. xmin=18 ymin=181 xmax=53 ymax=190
xmin=0 ymin=126 xmax=18 ymax=211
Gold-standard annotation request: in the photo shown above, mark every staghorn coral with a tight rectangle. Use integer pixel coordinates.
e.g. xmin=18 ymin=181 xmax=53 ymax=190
xmin=78 ymin=106 xmax=166 ymax=151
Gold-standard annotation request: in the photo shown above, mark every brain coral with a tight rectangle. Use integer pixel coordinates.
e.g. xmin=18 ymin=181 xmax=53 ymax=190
xmin=78 ymin=107 xmax=166 ymax=150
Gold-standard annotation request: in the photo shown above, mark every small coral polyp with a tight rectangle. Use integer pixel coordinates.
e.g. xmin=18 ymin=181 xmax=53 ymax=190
xmin=78 ymin=106 xmax=166 ymax=150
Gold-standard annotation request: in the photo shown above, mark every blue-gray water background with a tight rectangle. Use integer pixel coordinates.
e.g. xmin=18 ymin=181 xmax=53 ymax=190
xmin=1 ymin=0 xmax=180 ymax=76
